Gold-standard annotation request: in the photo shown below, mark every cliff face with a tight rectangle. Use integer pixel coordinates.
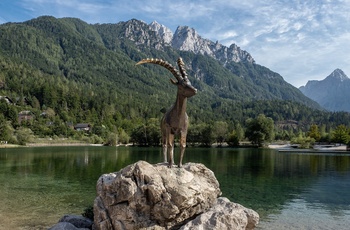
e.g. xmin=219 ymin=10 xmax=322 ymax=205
xmin=93 ymin=161 xmax=259 ymax=229
xmin=149 ymin=21 xmax=173 ymax=45
xmin=119 ymin=19 xmax=254 ymax=64
xmin=171 ymin=25 xmax=255 ymax=64
xmin=300 ymin=69 xmax=350 ymax=112
xmin=141 ymin=21 xmax=255 ymax=65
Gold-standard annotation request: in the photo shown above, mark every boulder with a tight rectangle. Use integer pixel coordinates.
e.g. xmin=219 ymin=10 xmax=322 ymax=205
xmin=59 ymin=215 xmax=93 ymax=228
xmin=49 ymin=214 xmax=93 ymax=230
xmin=48 ymin=222 xmax=81 ymax=230
xmin=93 ymin=160 xmax=259 ymax=229
xmin=180 ymin=197 xmax=259 ymax=230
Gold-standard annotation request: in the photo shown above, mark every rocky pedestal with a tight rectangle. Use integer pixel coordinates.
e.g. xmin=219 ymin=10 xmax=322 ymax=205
xmin=94 ymin=161 xmax=259 ymax=230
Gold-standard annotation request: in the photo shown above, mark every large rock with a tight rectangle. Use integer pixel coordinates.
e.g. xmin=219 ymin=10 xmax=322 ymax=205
xmin=180 ymin=197 xmax=259 ymax=230
xmin=49 ymin=214 xmax=93 ymax=230
xmin=93 ymin=161 xmax=259 ymax=230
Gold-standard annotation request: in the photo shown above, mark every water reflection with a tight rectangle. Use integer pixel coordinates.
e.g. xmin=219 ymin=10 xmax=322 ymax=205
xmin=0 ymin=147 xmax=350 ymax=229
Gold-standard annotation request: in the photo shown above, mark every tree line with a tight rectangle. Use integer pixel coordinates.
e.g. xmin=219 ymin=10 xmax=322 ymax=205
xmin=2 ymin=91 xmax=350 ymax=148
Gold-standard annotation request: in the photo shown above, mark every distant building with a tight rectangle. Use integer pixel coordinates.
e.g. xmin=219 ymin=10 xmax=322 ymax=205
xmin=0 ymin=96 xmax=14 ymax=104
xmin=18 ymin=110 xmax=34 ymax=123
xmin=46 ymin=121 xmax=54 ymax=126
xmin=15 ymin=96 xmax=30 ymax=106
xmin=74 ymin=123 xmax=91 ymax=132
xmin=40 ymin=111 xmax=48 ymax=117
xmin=66 ymin=122 xmax=74 ymax=129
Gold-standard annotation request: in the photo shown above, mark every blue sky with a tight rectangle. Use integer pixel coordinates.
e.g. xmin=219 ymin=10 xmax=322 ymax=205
xmin=1 ymin=0 xmax=350 ymax=87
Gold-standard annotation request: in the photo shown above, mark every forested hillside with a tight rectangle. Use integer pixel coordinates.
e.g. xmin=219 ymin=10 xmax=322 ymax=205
xmin=1 ymin=16 xmax=350 ymax=145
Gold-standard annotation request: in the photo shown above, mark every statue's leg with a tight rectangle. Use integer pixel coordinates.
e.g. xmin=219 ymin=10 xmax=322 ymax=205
xmin=179 ymin=131 xmax=187 ymax=168
xmin=167 ymin=132 xmax=175 ymax=168
xmin=162 ymin=130 xmax=167 ymax=163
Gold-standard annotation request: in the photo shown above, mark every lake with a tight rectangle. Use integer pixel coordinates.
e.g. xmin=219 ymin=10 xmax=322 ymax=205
xmin=0 ymin=146 xmax=349 ymax=229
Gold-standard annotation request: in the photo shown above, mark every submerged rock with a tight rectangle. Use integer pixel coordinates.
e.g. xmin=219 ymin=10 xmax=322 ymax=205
xmin=93 ymin=160 xmax=259 ymax=229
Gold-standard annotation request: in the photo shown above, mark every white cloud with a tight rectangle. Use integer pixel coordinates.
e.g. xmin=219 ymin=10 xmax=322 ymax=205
xmin=214 ymin=0 xmax=350 ymax=86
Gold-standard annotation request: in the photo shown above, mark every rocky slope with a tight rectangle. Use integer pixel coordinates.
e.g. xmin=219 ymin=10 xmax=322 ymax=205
xmin=136 ymin=20 xmax=255 ymax=64
xmin=299 ymin=69 xmax=350 ymax=112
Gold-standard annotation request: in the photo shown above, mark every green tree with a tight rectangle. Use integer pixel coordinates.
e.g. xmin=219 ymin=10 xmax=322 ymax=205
xmin=307 ymin=124 xmax=321 ymax=142
xmin=212 ymin=121 xmax=228 ymax=146
xmin=234 ymin=123 xmax=244 ymax=141
xmin=227 ymin=123 xmax=244 ymax=146
xmin=331 ymin=125 xmax=350 ymax=144
xmin=188 ymin=123 xmax=214 ymax=146
xmin=105 ymin=132 xmax=118 ymax=146
xmin=0 ymin=114 xmax=14 ymax=142
xmin=227 ymin=131 xmax=240 ymax=146
xmin=291 ymin=132 xmax=315 ymax=149
xmin=92 ymin=125 xmax=107 ymax=138
xmin=118 ymin=128 xmax=130 ymax=144
xmin=130 ymin=119 xmax=160 ymax=146
xmin=245 ymin=114 xmax=274 ymax=147
xmin=15 ymin=127 xmax=34 ymax=145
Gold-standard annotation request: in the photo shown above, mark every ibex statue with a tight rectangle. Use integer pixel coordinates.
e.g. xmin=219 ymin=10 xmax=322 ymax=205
xmin=136 ymin=57 xmax=197 ymax=167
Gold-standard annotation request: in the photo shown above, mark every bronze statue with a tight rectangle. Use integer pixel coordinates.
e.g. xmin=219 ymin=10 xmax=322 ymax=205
xmin=136 ymin=58 xmax=197 ymax=167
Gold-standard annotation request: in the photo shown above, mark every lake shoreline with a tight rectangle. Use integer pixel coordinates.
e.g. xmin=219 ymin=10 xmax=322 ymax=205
xmin=0 ymin=142 xmax=104 ymax=148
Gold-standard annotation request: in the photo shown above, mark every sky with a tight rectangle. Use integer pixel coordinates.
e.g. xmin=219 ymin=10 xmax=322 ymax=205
xmin=1 ymin=0 xmax=350 ymax=87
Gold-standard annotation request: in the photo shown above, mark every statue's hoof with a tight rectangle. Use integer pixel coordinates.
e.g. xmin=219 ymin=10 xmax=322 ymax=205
xmin=167 ymin=160 xmax=176 ymax=168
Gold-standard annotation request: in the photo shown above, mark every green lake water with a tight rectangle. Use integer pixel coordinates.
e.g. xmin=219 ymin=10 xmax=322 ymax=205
xmin=0 ymin=146 xmax=349 ymax=229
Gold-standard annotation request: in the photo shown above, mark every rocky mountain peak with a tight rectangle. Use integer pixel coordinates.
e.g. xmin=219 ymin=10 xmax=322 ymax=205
xmin=116 ymin=18 xmax=255 ymax=67
xmin=123 ymin=19 xmax=156 ymax=45
xmin=325 ymin=68 xmax=349 ymax=82
xmin=171 ymin=25 xmax=255 ymax=64
xmin=172 ymin=26 xmax=208 ymax=53
xmin=299 ymin=68 xmax=350 ymax=112
xmin=149 ymin=21 xmax=173 ymax=45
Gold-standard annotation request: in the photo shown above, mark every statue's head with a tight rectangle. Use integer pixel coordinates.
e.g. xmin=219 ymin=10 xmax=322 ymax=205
xmin=136 ymin=57 xmax=197 ymax=98
xmin=172 ymin=58 xmax=197 ymax=98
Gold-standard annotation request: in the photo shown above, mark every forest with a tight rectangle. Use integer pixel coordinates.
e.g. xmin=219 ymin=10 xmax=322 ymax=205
xmin=1 ymin=16 xmax=350 ymax=147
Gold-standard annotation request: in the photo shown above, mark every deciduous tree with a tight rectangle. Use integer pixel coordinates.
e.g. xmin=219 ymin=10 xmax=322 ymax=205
xmin=245 ymin=114 xmax=274 ymax=147
xmin=331 ymin=125 xmax=350 ymax=144
xmin=307 ymin=124 xmax=321 ymax=142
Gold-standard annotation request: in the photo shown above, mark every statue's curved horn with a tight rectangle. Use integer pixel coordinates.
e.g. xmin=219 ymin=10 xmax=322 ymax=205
xmin=136 ymin=58 xmax=181 ymax=81
xmin=177 ymin=57 xmax=188 ymax=80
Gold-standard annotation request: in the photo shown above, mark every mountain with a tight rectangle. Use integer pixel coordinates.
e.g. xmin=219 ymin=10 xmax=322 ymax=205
xmin=0 ymin=16 xmax=327 ymax=129
xmin=96 ymin=19 xmax=319 ymax=107
xmin=170 ymin=24 xmax=255 ymax=64
xmin=131 ymin=20 xmax=255 ymax=64
xmin=149 ymin=21 xmax=173 ymax=45
xmin=299 ymin=69 xmax=350 ymax=112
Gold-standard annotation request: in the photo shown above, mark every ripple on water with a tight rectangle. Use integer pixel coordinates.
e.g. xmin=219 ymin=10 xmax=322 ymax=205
xmin=258 ymin=198 xmax=350 ymax=230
